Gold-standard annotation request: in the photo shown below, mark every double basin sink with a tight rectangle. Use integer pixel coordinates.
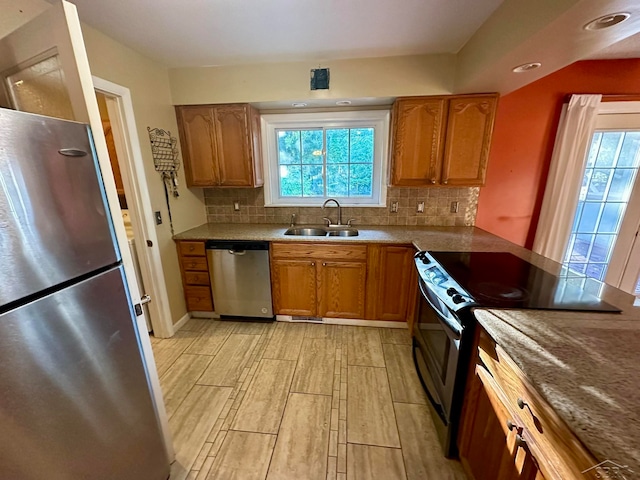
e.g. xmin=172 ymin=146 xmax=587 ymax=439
xmin=284 ymin=227 xmax=359 ymax=237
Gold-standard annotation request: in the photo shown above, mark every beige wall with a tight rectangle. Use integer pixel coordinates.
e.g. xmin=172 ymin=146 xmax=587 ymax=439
xmin=81 ymin=25 xmax=207 ymax=325
xmin=169 ymin=54 xmax=456 ymax=105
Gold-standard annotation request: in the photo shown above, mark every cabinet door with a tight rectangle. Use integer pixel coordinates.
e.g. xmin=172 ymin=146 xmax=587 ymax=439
xmin=271 ymin=259 xmax=317 ymax=316
xmin=441 ymin=95 xmax=497 ymax=186
xmin=318 ymin=261 xmax=367 ymax=319
xmin=176 ymin=106 xmax=218 ymax=187
xmin=390 ymin=98 xmax=447 ymax=186
xmin=375 ymin=246 xmax=416 ymax=321
xmin=213 ymin=104 xmax=254 ymax=186
xmin=459 ymin=366 xmax=542 ymax=480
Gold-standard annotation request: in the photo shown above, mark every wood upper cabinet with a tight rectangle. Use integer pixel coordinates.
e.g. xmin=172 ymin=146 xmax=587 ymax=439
xmin=390 ymin=98 xmax=447 ymax=186
xmin=390 ymin=94 xmax=498 ymax=187
xmin=175 ymin=103 xmax=263 ymax=188
xmin=365 ymin=245 xmax=417 ymax=322
xmin=318 ymin=261 xmax=367 ymax=319
xmin=270 ymin=243 xmax=367 ymax=318
xmin=271 ymin=258 xmax=317 ymax=316
xmin=442 ymin=95 xmax=498 ymax=186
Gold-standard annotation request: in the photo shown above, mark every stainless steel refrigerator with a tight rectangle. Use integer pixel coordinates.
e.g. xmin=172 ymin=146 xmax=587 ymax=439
xmin=0 ymin=108 xmax=170 ymax=479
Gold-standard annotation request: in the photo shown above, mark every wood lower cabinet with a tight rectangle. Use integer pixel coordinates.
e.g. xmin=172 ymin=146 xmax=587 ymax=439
xmin=271 ymin=259 xmax=317 ymax=316
xmin=176 ymin=240 xmax=214 ymax=312
xmin=390 ymin=94 xmax=498 ymax=187
xmin=366 ymin=245 xmax=416 ymax=321
xmin=270 ymin=243 xmax=367 ymax=318
xmin=459 ymin=327 xmax=598 ymax=480
xmin=175 ymin=103 xmax=263 ymax=187
xmin=318 ymin=260 xmax=367 ymax=318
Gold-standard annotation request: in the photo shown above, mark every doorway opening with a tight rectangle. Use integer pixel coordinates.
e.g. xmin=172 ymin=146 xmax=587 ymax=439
xmin=93 ymin=77 xmax=174 ymax=338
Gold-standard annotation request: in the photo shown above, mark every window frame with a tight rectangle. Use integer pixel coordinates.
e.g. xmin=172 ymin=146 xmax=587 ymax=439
xmin=261 ymin=110 xmax=390 ymax=207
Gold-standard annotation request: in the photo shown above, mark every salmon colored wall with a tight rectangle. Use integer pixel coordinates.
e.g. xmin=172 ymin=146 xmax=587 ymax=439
xmin=475 ymin=59 xmax=640 ymax=248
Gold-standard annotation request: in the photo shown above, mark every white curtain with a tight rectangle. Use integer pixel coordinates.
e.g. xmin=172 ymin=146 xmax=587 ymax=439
xmin=532 ymin=94 xmax=602 ymax=263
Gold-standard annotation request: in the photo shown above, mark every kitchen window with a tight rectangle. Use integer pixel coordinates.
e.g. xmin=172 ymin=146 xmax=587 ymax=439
xmin=261 ymin=110 xmax=389 ymax=206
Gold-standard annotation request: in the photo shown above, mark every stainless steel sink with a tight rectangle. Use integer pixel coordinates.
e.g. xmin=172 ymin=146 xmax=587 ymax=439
xmin=284 ymin=227 xmax=327 ymax=236
xmin=327 ymin=229 xmax=359 ymax=237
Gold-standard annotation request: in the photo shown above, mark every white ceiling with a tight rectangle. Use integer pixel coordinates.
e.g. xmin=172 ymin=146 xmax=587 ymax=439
xmin=68 ymin=0 xmax=505 ymax=67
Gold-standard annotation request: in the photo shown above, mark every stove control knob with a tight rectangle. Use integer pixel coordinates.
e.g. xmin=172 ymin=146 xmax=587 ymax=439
xmin=446 ymin=287 xmax=458 ymax=297
xmin=452 ymin=294 xmax=465 ymax=304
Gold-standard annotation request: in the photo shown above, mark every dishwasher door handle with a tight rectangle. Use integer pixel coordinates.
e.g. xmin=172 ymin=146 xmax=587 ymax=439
xmin=228 ymin=249 xmax=247 ymax=256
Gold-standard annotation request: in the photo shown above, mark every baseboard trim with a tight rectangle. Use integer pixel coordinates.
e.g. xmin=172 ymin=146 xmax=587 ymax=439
xmin=171 ymin=312 xmax=191 ymax=333
xmin=275 ymin=315 xmax=407 ymax=329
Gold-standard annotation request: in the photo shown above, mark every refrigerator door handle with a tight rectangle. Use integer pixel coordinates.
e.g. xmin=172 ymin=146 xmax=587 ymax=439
xmin=58 ymin=148 xmax=88 ymax=157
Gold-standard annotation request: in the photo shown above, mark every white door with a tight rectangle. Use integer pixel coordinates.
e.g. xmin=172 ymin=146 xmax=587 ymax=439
xmin=0 ymin=0 xmax=174 ymax=459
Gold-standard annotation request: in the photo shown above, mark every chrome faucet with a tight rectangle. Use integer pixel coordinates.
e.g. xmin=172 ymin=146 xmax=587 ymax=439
xmin=290 ymin=213 xmax=296 ymax=227
xmin=322 ymin=198 xmax=342 ymax=226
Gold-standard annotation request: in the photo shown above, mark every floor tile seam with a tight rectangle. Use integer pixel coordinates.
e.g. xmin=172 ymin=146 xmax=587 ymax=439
xmin=345 ymin=440 xmax=403 ymax=449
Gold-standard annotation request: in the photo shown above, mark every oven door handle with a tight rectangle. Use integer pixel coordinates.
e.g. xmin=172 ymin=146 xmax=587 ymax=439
xmin=418 ymin=279 xmax=463 ymax=341
xmin=413 ymin=340 xmax=448 ymax=426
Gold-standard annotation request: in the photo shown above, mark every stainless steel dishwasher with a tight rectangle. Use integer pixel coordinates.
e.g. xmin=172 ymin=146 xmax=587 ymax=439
xmin=206 ymin=240 xmax=274 ymax=318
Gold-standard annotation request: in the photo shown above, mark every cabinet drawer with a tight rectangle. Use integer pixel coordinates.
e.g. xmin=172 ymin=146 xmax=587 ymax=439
xmin=181 ymin=256 xmax=208 ymax=271
xmin=185 ymin=286 xmax=213 ymax=311
xmin=271 ymin=242 xmax=367 ymax=261
xmin=185 ymin=271 xmax=210 ymax=286
xmin=179 ymin=241 xmax=206 ymax=256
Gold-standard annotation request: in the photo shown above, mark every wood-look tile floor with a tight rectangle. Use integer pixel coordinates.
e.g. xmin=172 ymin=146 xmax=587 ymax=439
xmin=151 ymin=320 xmax=467 ymax=480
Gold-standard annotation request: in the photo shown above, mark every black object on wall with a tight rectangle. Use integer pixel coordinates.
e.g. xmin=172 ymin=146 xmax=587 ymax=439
xmin=310 ymin=68 xmax=330 ymax=90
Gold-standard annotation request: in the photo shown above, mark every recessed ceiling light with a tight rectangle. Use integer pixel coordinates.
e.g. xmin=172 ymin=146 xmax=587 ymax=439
xmin=584 ymin=13 xmax=630 ymax=30
xmin=512 ymin=62 xmax=542 ymax=73
xmin=292 ymin=102 xmax=307 ymax=108
xmin=336 ymin=100 xmax=352 ymax=106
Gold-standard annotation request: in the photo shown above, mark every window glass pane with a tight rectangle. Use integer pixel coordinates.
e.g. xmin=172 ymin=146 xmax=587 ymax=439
xmin=327 ymin=164 xmax=349 ymax=197
xmin=585 ymin=263 xmax=606 ymax=281
xmin=326 ymin=129 xmax=349 ymax=163
xmin=278 ymin=130 xmax=301 ymax=165
xmin=349 ymin=164 xmax=373 ymax=196
xmin=594 ymin=132 xmax=622 ymax=167
xmin=349 ymin=128 xmax=374 ymax=163
xmin=302 ymin=165 xmax=324 ymax=196
xmin=585 ymin=169 xmax=611 ymax=201
xmin=617 ymin=132 xmax=640 ymax=167
xmin=301 ymin=129 xmax=324 ymax=164
xmin=576 ymin=202 xmax=601 ymax=233
xmin=599 ymin=203 xmax=625 ymax=233
xmin=280 ymin=164 xmax=302 ymax=196
xmin=606 ymin=168 xmax=636 ymax=202
xmin=586 ymin=133 xmax=602 ymax=168
xmin=592 ymin=234 xmax=615 ymax=263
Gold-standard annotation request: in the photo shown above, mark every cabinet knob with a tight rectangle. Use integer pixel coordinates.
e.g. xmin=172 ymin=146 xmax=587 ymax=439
xmin=431 ymin=178 xmax=436 ymax=184
xmin=517 ymin=397 xmax=529 ymax=410
xmin=515 ymin=434 xmax=527 ymax=449
xmin=506 ymin=420 xmax=517 ymax=431
xmin=311 ymin=262 xmax=315 ymax=266
xmin=322 ymin=262 xmax=326 ymax=266
xmin=443 ymin=180 xmax=448 ymax=185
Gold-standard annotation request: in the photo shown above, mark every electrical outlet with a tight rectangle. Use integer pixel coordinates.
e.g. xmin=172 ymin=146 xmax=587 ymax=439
xmin=450 ymin=201 xmax=459 ymax=213
xmin=233 ymin=201 xmax=240 ymax=211
xmin=390 ymin=201 xmax=399 ymax=213
xmin=154 ymin=211 xmax=162 ymax=225
xmin=417 ymin=201 xmax=425 ymax=213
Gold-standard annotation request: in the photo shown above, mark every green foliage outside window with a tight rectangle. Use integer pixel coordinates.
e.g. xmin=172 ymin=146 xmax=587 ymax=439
xmin=277 ymin=127 xmax=374 ymax=198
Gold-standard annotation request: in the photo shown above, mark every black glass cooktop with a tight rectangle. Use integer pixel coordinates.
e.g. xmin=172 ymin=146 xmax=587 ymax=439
xmin=430 ymin=251 xmax=621 ymax=312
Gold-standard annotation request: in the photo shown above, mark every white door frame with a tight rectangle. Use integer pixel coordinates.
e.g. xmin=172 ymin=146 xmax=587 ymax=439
xmin=92 ymin=76 xmax=175 ymax=339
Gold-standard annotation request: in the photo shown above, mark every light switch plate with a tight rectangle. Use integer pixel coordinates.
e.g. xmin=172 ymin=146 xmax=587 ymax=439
xmin=154 ymin=211 xmax=162 ymax=225
xmin=417 ymin=201 xmax=425 ymax=213
xmin=233 ymin=201 xmax=240 ymax=211
xmin=450 ymin=201 xmax=459 ymax=213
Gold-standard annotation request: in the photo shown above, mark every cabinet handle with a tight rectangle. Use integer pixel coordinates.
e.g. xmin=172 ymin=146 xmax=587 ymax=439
xmin=322 ymin=262 xmax=326 ymax=266
xmin=515 ymin=434 xmax=527 ymax=449
xmin=311 ymin=262 xmax=315 ymax=266
xmin=443 ymin=180 xmax=448 ymax=185
xmin=188 ymin=245 xmax=195 ymax=251
xmin=506 ymin=420 xmax=517 ymax=431
xmin=431 ymin=178 xmax=436 ymax=184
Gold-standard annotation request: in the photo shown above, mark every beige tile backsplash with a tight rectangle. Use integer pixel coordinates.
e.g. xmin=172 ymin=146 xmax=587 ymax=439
xmin=204 ymin=187 xmax=479 ymax=227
